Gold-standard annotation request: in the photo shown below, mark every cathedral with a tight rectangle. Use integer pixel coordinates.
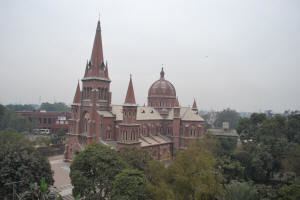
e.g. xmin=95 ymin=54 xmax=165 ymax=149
xmin=64 ymin=20 xmax=205 ymax=161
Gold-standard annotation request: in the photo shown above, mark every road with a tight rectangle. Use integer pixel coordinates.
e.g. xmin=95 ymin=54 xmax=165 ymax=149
xmin=49 ymin=155 xmax=73 ymax=200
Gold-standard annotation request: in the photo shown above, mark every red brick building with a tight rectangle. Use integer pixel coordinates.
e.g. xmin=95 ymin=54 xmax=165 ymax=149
xmin=17 ymin=110 xmax=70 ymax=133
xmin=64 ymin=20 xmax=205 ymax=161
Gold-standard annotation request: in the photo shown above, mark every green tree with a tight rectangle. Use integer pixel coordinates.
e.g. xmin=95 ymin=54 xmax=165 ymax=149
xmin=119 ymin=147 xmax=152 ymax=171
xmin=0 ymin=106 xmax=33 ymax=132
xmin=6 ymin=104 xmax=36 ymax=111
xmin=224 ymin=181 xmax=257 ymax=200
xmin=112 ymin=169 xmax=149 ymax=200
xmin=166 ymin=141 xmax=223 ymax=200
xmin=250 ymin=113 xmax=266 ymax=125
xmin=70 ymin=144 xmax=127 ymax=200
xmin=0 ymin=104 xmax=5 ymax=123
xmin=237 ymin=113 xmax=267 ymax=140
xmin=145 ymin=160 xmax=175 ymax=200
xmin=282 ymin=144 xmax=300 ymax=176
xmin=218 ymin=137 xmax=238 ymax=155
xmin=286 ymin=114 xmax=300 ymax=143
xmin=255 ymin=184 xmax=278 ymax=200
xmin=218 ymin=156 xmax=245 ymax=182
xmin=249 ymin=147 xmax=274 ymax=182
xmin=0 ymin=131 xmax=53 ymax=199
xmin=40 ymin=102 xmax=70 ymax=112
xmin=214 ymin=108 xmax=240 ymax=129
xmin=278 ymin=180 xmax=300 ymax=200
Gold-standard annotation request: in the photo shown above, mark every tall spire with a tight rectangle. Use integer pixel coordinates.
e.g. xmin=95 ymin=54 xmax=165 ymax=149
xmin=124 ymin=74 xmax=136 ymax=105
xmin=192 ymin=99 xmax=198 ymax=111
xmin=91 ymin=20 xmax=103 ymax=67
xmin=84 ymin=20 xmax=108 ymax=78
xmin=73 ymin=81 xmax=81 ymax=104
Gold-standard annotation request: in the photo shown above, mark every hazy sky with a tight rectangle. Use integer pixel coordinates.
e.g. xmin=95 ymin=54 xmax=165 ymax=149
xmin=0 ymin=0 xmax=299 ymax=112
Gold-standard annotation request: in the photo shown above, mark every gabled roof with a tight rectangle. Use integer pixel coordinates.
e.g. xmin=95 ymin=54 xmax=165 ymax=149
xmin=110 ymin=105 xmax=204 ymax=122
xmin=111 ymin=105 xmax=162 ymax=121
xmin=166 ymin=107 xmax=204 ymax=121
xmin=180 ymin=107 xmax=204 ymax=121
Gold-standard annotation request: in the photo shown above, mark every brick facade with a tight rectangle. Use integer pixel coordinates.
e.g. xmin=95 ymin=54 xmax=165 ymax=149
xmin=64 ymin=20 xmax=205 ymax=161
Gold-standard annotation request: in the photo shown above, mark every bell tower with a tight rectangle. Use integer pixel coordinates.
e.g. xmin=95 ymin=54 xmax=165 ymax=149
xmin=117 ymin=75 xmax=141 ymax=149
xmin=81 ymin=20 xmax=111 ymax=111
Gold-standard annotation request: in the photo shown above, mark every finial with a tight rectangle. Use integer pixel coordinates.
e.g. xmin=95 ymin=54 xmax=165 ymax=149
xmin=130 ymin=74 xmax=132 ymax=79
xmin=192 ymin=98 xmax=198 ymax=110
xmin=96 ymin=14 xmax=101 ymax=30
xmin=160 ymin=66 xmax=165 ymax=79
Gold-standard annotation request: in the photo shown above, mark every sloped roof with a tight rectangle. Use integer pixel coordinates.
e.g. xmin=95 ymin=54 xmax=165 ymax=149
xmin=208 ymin=129 xmax=239 ymax=137
xmin=139 ymin=134 xmax=171 ymax=147
xmin=109 ymin=105 xmax=204 ymax=122
xmin=180 ymin=107 xmax=204 ymax=121
xmin=111 ymin=105 xmax=162 ymax=121
xmin=166 ymin=107 xmax=205 ymax=121
xmin=97 ymin=111 xmax=115 ymax=117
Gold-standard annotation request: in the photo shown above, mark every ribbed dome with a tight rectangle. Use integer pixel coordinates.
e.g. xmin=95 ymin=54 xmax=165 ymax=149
xmin=148 ymin=68 xmax=176 ymax=97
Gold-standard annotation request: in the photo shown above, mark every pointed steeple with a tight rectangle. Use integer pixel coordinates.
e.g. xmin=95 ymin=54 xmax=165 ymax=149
xmin=84 ymin=20 xmax=108 ymax=78
xmin=192 ymin=99 xmax=198 ymax=111
xmin=124 ymin=75 xmax=136 ymax=105
xmin=73 ymin=81 xmax=81 ymax=104
xmin=91 ymin=20 xmax=104 ymax=68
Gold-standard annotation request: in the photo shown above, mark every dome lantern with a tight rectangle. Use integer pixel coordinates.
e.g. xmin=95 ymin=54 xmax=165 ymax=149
xmin=147 ymin=68 xmax=177 ymax=109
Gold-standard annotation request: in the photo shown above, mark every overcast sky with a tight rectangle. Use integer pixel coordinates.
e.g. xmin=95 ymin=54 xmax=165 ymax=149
xmin=0 ymin=0 xmax=299 ymax=112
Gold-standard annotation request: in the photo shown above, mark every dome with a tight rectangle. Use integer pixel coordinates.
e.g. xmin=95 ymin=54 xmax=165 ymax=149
xmin=148 ymin=68 xmax=176 ymax=98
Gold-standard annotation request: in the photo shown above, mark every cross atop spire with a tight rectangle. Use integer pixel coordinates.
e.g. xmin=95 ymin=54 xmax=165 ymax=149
xmin=124 ymin=74 xmax=136 ymax=105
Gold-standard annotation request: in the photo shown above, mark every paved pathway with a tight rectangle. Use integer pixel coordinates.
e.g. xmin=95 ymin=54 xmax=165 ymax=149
xmin=49 ymin=155 xmax=73 ymax=199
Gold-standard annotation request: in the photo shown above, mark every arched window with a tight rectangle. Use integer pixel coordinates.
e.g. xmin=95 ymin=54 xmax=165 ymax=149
xmin=106 ymin=126 xmax=111 ymax=139
xmin=83 ymin=112 xmax=90 ymax=133
xmin=189 ymin=126 xmax=196 ymax=137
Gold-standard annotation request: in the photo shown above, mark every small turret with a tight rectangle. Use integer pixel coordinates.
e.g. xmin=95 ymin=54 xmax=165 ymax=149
xmin=192 ymin=99 xmax=198 ymax=111
xmin=124 ymin=75 xmax=136 ymax=105
xmin=73 ymin=81 xmax=81 ymax=104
